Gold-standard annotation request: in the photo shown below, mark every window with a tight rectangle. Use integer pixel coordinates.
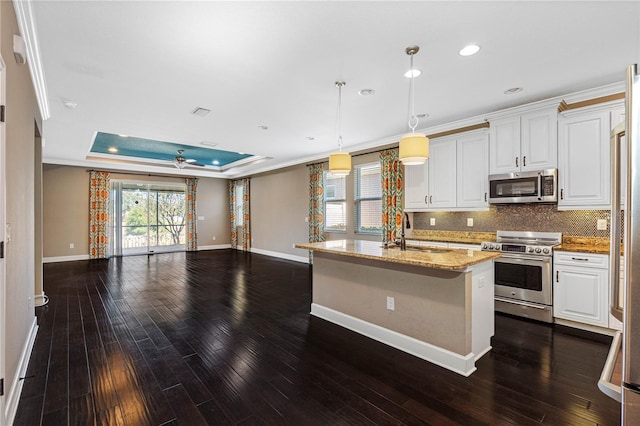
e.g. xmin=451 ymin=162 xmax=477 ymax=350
xmin=355 ymin=162 xmax=382 ymax=234
xmin=324 ymin=172 xmax=346 ymax=232
xmin=234 ymin=184 xmax=244 ymax=227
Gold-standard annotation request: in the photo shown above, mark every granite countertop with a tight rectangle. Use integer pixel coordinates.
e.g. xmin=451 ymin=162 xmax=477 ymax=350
xmin=405 ymin=230 xmax=495 ymax=245
xmin=296 ymin=239 xmax=501 ymax=271
xmin=555 ymin=237 xmax=614 ymax=255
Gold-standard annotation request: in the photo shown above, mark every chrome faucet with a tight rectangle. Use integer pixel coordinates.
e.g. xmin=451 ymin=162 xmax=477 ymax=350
xmin=399 ymin=211 xmax=407 ymax=251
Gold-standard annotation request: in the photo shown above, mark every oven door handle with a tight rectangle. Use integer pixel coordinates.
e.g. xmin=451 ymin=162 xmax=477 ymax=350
xmin=494 ymin=254 xmax=551 ymax=263
xmin=495 ymin=296 xmax=549 ymax=310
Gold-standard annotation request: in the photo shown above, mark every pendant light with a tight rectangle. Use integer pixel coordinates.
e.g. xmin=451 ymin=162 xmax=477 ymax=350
xmin=399 ymin=46 xmax=429 ymax=165
xmin=328 ymin=81 xmax=351 ymax=176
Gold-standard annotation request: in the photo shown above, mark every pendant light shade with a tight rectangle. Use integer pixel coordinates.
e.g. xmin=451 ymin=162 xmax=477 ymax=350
xmin=329 ymin=81 xmax=351 ymax=176
xmin=399 ymin=132 xmax=429 ymax=166
xmin=328 ymin=151 xmax=351 ymax=176
xmin=399 ymin=45 xmax=429 ymax=166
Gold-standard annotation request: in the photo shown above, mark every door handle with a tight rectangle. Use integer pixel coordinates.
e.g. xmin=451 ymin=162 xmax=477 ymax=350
xmin=571 ymin=257 xmax=590 ymax=262
xmin=523 ymin=156 xmax=526 ymax=167
xmin=515 ymin=157 xmax=519 ymax=167
xmin=556 ymin=271 xmax=559 ymax=282
xmin=429 ymin=195 xmax=433 ymax=204
xmin=424 ymin=195 xmax=428 ymax=205
xmin=560 ymin=188 xmax=564 ymax=200
xmin=484 ymin=192 xmax=487 ymax=202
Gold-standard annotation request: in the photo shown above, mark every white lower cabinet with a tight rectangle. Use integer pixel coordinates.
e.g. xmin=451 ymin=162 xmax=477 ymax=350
xmin=553 ymin=252 xmax=609 ymax=327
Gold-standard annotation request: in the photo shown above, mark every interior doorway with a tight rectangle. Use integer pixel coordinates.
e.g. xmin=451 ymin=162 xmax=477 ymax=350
xmin=110 ymin=181 xmax=187 ymax=256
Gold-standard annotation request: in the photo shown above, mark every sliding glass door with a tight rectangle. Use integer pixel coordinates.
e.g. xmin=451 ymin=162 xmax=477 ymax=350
xmin=111 ymin=181 xmax=187 ymax=256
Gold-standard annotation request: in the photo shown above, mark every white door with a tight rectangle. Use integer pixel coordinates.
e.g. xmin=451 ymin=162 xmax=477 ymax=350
xmin=520 ymin=108 xmax=557 ymax=171
xmin=403 ymin=162 xmax=429 ymax=210
xmin=0 ymin=55 xmax=6 ymax=424
xmin=489 ymin=116 xmax=520 ymax=174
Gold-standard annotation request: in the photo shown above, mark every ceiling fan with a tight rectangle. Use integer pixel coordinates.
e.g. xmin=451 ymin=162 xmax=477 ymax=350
xmin=174 ymin=149 xmax=204 ymax=169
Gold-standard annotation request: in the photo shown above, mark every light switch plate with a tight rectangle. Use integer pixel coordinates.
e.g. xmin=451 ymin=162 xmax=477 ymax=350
xmin=430 ymin=218 xmax=436 ymax=226
xmin=386 ymin=296 xmax=395 ymax=311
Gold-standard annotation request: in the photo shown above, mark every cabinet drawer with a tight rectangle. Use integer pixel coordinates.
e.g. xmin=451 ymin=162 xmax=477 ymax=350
xmin=554 ymin=252 xmax=609 ymax=268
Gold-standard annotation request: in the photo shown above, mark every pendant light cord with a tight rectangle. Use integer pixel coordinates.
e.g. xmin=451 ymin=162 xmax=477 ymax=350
xmin=336 ymin=81 xmax=344 ymax=152
xmin=408 ymin=52 xmax=419 ymax=133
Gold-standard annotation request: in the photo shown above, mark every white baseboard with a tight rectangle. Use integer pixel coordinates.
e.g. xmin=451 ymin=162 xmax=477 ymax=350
xmin=311 ymin=303 xmax=476 ymax=377
xmin=43 ymin=254 xmax=90 ymax=263
xmin=250 ymin=247 xmax=309 ymax=264
xmin=198 ymin=244 xmax=232 ymax=251
xmin=4 ymin=317 xmax=38 ymax=426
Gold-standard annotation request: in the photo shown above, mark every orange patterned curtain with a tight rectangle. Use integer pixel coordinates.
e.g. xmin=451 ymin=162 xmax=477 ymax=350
xmin=380 ymin=149 xmax=403 ymax=244
xmin=89 ymin=171 xmax=111 ymax=259
xmin=185 ymin=178 xmax=198 ymax=251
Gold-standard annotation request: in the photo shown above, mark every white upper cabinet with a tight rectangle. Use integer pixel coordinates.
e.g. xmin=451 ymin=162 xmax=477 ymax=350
xmin=404 ymin=160 xmax=429 ymax=210
xmin=457 ymin=132 xmax=489 ymax=209
xmin=428 ymin=138 xmax=457 ymax=210
xmin=611 ymin=106 xmax=627 ymax=208
xmin=557 ymin=108 xmax=611 ymax=209
xmin=489 ymin=108 xmax=557 ymax=174
xmin=404 ymin=131 xmax=489 ymax=212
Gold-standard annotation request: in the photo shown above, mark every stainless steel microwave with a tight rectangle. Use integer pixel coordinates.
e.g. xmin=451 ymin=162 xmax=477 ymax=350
xmin=488 ymin=169 xmax=557 ymax=204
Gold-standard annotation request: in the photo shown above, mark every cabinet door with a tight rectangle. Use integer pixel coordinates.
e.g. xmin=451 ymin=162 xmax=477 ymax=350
xmin=456 ymin=133 xmax=489 ymax=209
xmin=557 ymin=110 xmax=610 ymax=209
xmin=554 ymin=265 xmax=609 ymax=327
xmin=404 ymin=162 xmax=429 ymax=210
xmin=428 ymin=139 xmax=457 ymax=209
xmin=521 ymin=109 xmax=557 ymax=171
xmin=489 ymin=116 xmax=520 ymax=174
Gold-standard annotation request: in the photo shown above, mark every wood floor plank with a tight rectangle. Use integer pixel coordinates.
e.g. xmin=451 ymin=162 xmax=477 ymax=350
xmin=14 ymin=250 xmax=621 ymax=425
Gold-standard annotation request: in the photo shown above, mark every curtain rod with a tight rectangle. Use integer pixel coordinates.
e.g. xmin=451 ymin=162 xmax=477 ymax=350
xmin=86 ymin=169 xmax=199 ymax=180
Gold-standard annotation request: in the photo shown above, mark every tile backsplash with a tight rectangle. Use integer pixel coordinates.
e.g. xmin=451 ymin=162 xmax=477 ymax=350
xmin=412 ymin=204 xmax=611 ymax=238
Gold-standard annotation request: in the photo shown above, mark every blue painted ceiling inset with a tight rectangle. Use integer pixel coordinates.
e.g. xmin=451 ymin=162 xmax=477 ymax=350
xmin=91 ymin=132 xmax=252 ymax=167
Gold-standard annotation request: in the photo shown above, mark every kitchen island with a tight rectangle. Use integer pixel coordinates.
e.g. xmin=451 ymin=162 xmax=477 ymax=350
xmin=296 ymin=239 xmax=501 ymax=376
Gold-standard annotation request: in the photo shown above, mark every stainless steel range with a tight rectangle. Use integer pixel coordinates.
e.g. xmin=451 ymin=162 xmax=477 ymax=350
xmin=481 ymin=230 xmax=562 ymax=323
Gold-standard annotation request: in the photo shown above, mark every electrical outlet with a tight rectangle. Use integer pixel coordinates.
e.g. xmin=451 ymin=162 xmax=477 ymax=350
xmin=386 ymin=296 xmax=395 ymax=311
xmin=198 ymin=215 xmax=205 ymax=220
xmin=597 ymin=219 xmax=607 ymax=230
xmin=292 ymin=243 xmax=296 ymax=248
xmin=430 ymin=218 xmax=436 ymax=226
xmin=69 ymin=243 xmax=74 ymax=249
xmin=212 ymin=236 xmax=216 ymax=241
xmin=467 ymin=218 xmax=474 ymax=227
xmin=304 ymin=216 xmax=309 ymax=223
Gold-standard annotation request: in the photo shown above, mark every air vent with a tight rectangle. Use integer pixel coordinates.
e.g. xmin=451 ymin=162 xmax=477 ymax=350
xmin=192 ymin=107 xmax=211 ymax=117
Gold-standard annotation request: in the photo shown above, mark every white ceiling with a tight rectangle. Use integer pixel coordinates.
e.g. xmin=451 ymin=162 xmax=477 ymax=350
xmin=26 ymin=1 xmax=640 ymax=178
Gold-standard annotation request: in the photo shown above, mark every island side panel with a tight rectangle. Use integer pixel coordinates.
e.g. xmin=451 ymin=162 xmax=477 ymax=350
xmin=312 ymin=252 xmax=471 ymax=356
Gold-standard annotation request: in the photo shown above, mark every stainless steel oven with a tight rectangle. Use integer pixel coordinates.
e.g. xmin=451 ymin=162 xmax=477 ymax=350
xmin=482 ymin=231 xmax=562 ymax=323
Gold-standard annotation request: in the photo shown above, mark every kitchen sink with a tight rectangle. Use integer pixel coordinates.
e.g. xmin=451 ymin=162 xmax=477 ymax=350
xmin=383 ymin=244 xmax=451 ymax=254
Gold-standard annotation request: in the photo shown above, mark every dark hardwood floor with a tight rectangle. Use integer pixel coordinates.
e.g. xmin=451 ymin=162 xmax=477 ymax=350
xmin=14 ymin=250 xmax=620 ymax=425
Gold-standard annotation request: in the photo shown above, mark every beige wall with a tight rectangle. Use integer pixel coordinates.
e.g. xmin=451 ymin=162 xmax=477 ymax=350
xmin=42 ymin=165 xmax=230 ymax=257
xmin=43 ymin=165 xmax=90 ymax=257
xmin=195 ymin=177 xmax=230 ymax=246
xmin=2 ymin=0 xmax=42 ymax=420
xmin=250 ymin=165 xmax=309 ymax=258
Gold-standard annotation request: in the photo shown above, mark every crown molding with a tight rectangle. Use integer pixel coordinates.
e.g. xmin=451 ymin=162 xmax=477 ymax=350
xmin=12 ymin=0 xmax=50 ymax=120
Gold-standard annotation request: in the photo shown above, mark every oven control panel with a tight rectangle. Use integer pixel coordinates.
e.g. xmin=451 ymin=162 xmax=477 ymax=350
xmin=481 ymin=242 xmax=552 ymax=256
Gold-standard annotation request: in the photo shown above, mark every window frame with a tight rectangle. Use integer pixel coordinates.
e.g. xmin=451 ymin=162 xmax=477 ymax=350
xmin=354 ymin=161 xmax=383 ymax=235
xmin=323 ymin=171 xmax=347 ymax=233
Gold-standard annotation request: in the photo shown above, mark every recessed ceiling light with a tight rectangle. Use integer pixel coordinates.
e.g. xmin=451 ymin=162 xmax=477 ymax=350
xmin=305 ymin=136 xmax=315 ymax=141
xmin=504 ymin=87 xmax=523 ymax=95
xmin=404 ymin=69 xmax=422 ymax=78
xmin=238 ymin=152 xmax=245 ymax=155
xmin=186 ymin=159 xmax=196 ymax=163
xmin=192 ymin=107 xmax=211 ymax=117
xmin=416 ymin=113 xmax=429 ymax=119
xmin=212 ymin=160 xmax=220 ymax=165
xmin=358 ymin=89 xmax=375 ymax=96
xmin=118 ymin=134 xmax=128 ymax=138
xmin=258 ymin=125 xmax=269 ymax=130
xmin=108 ymin=147 xmax=118 ymax=153
xmin=200 ymin=141 xmax=217 ymax=147
xmin=459 ymin=44 xmax=481 ymax=56
xmin=63 ymin=101 xmax=77 ymax=109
